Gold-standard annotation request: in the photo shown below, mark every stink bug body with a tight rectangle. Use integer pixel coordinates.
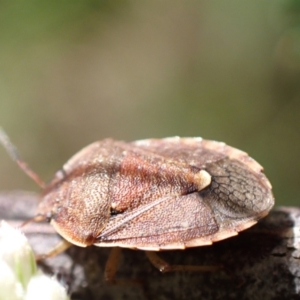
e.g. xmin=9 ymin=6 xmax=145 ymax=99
xmin=0 ymin=131 xmax=274 ymax=279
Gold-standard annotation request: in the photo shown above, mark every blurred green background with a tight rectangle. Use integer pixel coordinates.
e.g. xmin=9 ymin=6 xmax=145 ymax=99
xmin=0 ymin=0 xmax=299 ymax=206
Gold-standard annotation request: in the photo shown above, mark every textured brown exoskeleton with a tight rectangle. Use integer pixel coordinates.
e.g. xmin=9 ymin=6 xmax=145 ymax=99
xmin=0 ymin=132 xmax=274 ymax=281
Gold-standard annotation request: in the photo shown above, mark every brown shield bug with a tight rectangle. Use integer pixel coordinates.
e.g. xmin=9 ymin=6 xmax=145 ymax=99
xmin=0 ymin=129 xmax=274 ymax=282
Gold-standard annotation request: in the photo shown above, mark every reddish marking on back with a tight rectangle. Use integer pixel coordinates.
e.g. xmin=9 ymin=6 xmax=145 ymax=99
xmin=110 ymin=152 xmax=199 ymax=212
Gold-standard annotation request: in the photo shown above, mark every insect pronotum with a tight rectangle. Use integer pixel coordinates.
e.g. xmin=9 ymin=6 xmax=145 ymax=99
xmin=0 ymin=129 xmax=274 ymax=282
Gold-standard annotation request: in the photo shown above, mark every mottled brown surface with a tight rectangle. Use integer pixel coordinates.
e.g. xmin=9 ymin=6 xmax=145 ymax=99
xmin=37 ymin=138 xmax=273 ymax=250
xmin=0 ymin=191 xmax=300 ymax=299
xmin=0 ymin=137 xmax=278 ymax=299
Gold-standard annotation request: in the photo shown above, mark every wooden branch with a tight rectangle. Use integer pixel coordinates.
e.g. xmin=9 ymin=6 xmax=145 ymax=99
xmin=1 ymin=191 xmax=299 ymax=299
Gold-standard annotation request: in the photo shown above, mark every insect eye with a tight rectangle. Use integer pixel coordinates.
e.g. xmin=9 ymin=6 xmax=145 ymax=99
xmin=54 ymin=169 xmax=67 ymax=180
xmin=45 ymin=212 xmax=53 ymax=222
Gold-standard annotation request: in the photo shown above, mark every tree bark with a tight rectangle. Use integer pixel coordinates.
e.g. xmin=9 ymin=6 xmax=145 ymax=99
xmin=1 ymin=191 xmax=299 ymax=300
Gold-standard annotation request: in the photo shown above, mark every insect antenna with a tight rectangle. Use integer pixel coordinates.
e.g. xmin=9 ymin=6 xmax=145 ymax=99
xmin=0 ymin=127 xmax=46 ymax=189
xmin=20 ymin=214 xmax=49 ymax=228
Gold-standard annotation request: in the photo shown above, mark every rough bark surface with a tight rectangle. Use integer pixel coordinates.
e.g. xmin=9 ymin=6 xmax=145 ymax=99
xmin=1 ymin=191 xmax=300 ymax=300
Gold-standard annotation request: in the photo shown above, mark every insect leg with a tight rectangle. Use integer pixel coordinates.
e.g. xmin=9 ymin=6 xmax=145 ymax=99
xmin=145 ymin=251 xmax=222 ymax=273
xmin=104 ymin=247 xmax=122 ymax=283
xmin=104 ymin=248 xmax=143 ymax=285
xmin=35 ymin=239 xmax=72 ymax=260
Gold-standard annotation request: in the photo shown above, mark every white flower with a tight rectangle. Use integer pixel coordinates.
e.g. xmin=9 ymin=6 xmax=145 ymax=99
xmin=0 ymin=221 xmax=36 ymax=288
xmin=26 ymin=273 xmax=69 ymax=300
xmin=0 ymin=221 xmax=69 ymax=300
xmin=0 ymin=260 xmax=23 ymax=300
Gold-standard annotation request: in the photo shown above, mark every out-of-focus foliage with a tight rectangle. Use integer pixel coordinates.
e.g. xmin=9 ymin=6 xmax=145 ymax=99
xmin=0 ymin=0 xmax=299 ymax=206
